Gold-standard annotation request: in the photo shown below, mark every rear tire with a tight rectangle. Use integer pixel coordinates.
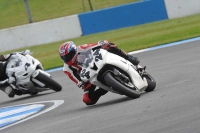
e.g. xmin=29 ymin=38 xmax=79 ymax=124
xmin=143 ymin=72 xmax=156 ymax=92
xmin=35 ymin=72 xmax=62 ymax=92
xmin=104 ymin=72 xmax=140 ymax=99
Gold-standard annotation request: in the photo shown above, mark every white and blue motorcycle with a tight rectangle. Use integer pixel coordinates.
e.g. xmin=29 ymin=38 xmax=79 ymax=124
xmin=77 ymin=46 xmax=156 ymax=99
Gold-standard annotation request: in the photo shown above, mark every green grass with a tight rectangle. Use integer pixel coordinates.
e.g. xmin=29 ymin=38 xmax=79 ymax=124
xmin=0 ymin=0 xmax=139 ymax=29
xmin=1 ymin=13 xmax=200 ymax=70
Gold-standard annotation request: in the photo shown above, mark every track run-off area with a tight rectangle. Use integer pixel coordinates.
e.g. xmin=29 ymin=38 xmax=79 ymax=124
xmin=0 ymin=37 xmax=200 ymax=133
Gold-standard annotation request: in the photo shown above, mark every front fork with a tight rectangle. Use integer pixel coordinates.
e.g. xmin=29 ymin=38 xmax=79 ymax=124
xmin=31 ymin=69 xmax=51 ymax=87
xmin=113 ymin=68 xmax=130 ymax=83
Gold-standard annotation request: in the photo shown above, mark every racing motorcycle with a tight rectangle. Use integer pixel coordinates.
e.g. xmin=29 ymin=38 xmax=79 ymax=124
xmin=77 ymin=46 xmax=156 ymax=99
xmin=5 ymin=51 xmax=62 ymax=96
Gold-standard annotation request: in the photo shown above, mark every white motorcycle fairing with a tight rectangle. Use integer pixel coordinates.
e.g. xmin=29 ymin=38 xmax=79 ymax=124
xmin=6 ymin=53 xmax=62 ymax=93
xmin=78 ymin=48 xmax=149 ymax=96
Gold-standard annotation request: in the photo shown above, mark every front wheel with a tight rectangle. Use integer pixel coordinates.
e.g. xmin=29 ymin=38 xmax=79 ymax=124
xmin=103 ymin=72 xmax=140 ymax=99
xmin=35 ymin=72 xmax=62 ymax=92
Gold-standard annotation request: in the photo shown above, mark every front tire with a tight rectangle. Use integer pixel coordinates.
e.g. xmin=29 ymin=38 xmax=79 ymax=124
xmin=103 ymin=72 xmax=140 ymax=99
xmin=35 ymin=72 xmax=62 ymax=92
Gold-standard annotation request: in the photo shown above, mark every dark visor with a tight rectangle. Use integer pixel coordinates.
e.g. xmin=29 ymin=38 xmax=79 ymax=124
xmin=61 ymin=50 xmax=76 ymax=63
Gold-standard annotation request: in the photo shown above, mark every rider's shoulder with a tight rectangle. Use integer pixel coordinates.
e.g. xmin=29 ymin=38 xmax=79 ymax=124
xmin=79 ymin=43 xmax=97 ymax=49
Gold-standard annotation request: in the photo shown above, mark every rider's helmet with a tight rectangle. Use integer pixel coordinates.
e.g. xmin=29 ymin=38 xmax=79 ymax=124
xmin=59 ymin=41 xmax=77 ymax=65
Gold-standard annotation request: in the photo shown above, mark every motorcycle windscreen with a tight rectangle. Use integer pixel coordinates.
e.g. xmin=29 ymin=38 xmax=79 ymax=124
xmin=77 ymin=49 xmax=93 ymax=68
xmin=7 ymin=58 xmax=23 ymax=68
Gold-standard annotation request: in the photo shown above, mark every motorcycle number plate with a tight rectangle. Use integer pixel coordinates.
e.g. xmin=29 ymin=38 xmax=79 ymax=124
xmin=80 ymin=69 xmax=90 ymax=81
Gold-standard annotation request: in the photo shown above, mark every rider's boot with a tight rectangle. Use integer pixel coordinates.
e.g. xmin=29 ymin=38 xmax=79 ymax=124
xmin=1 ymin=86 xmax=15 ymax=98
xmin=107 ymin=46 xmax=140 ymax=66
xmin=137 ymin=66 xmax=146 ymax=71
xmin=95 ymin=88 xmax=108 ymax=96
xmin=92 ymin=88 xmax=108 ymax=102
xmin=84 ymin=88 xmax=108 ymax=105
xmin=127 ymin=54 xmax=140 ymax=66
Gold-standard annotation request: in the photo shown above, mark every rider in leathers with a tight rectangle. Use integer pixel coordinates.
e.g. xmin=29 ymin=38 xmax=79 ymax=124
xmin=0 ymin=50 xmax=30 ymax=97
xmin=59 ymin=40 xmax=140 ymax=105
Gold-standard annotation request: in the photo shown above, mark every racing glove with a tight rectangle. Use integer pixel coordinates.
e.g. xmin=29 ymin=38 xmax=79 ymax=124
xmin=21 ymin=49 xmax=31 ymax=55
xmin=97 ymin=40 xmax=111 ymax=50
xmin=97 ymin=40 xmax=109 ymax=46
xmin=77 ymin=81 xmax=85 ymax=88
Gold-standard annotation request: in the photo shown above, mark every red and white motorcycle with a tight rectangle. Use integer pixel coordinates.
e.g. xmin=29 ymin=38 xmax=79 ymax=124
xmin=77 ymin=46 xmax=156 ymax=99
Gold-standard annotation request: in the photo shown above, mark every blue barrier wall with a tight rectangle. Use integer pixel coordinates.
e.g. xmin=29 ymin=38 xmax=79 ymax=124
xmin=78 ymin=0 xmax=168 ymax=35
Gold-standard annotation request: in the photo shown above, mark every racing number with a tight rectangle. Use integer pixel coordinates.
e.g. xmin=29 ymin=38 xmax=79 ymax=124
xmin=80 ymin=69 xmax=90 ymax=79
xmin=24 ymin=63 xmax=30 ymax=71
xmin=93 ymin=49 xmax=102 ymax=62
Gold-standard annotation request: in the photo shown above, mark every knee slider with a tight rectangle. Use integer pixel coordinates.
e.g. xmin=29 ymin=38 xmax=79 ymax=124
xmin=83 ymin=93 xmax=92 ymax=104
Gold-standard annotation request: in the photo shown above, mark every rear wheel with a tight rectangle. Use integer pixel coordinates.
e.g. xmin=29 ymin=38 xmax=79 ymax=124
xmin=104 ymin=72 xmax=140 ymax=99
xmin=35 ymin=72 xmax=62 ymax=92
xmin=143 ymin=72 xmax=156 ymax=92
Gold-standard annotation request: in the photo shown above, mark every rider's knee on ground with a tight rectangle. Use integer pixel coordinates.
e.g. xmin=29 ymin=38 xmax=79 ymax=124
xmin=1 ymin=86 xmax=15 ymax=98
xmin=83 ymin=93 xmax=93 ymax=105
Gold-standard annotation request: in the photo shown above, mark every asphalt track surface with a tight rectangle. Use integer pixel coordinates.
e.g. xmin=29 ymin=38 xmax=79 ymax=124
xmin=0 ymin=41 xmax=200 ymax=133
